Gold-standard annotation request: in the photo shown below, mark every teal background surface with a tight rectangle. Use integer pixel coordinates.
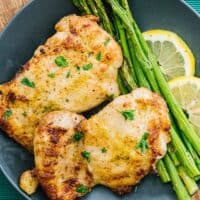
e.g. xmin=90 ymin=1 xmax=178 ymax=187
xmin=0 ymin=0 xmax=199 ymax=199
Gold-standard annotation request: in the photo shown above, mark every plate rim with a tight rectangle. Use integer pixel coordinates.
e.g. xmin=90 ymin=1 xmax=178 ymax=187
xmin=0 ymin=0 xmax=199 ymax=199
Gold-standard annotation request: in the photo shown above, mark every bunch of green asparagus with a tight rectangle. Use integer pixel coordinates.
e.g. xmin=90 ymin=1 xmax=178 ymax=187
xmin=72 ymin=0 xmax=200 ymax=199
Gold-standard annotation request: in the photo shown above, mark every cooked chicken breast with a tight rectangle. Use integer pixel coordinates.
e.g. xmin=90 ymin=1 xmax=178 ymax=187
xmin=34 ymin=88 xmax=170 ymax=199
xmin=0 ymin=15 xmax=122 ymax=151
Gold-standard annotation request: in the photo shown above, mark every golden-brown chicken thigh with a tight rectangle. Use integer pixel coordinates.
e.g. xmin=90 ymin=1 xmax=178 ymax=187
xmin=34 ymin=88 xmax=170 ymax=199
xmin=0 ymin=15 xmax=122 ymax=151
xmin=81 ymin=87 xmax=170 ymax=194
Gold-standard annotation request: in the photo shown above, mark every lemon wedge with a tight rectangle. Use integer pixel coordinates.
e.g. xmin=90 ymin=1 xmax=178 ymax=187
xmin=169 ymin=76 xmax=200 ymax=136
xmin=143 ymin=30 xmax=195 ymax=81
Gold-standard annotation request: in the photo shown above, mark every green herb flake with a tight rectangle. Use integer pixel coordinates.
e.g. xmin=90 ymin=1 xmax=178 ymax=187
xmin=66 ymin=71 xmax=71 ymax=78
xmin=104 ymin=37 xmax=111 ymax=46
xmin=121 ymin=110 xmax=135 ymax=120
xmin=83 ymin=63 xmax=93 ymax=71
xmin=4 ymin=110 xmax=12 ymax=120
xmin=107 ymin=94 xmax=114 ymax=101
xmin=136 ymin=132 xmax=149 ymax=153
xmin=73 ymin=132 xmax=84 ymax=142
xmin=21 ymin=78 xmax=35 ymax=88
xmin=101 ymin=147 xmax=107 ymax=153
xmin=82 ymin=151 xmax=91 ymax=162
xmin=55 ymin=56 xmax=68 ymax=67
xmin=76 ymin=184 xmax=88 ymax=194
xmin=75 ymin=65 xmax=80 ymax=71
xmin=48 ymin=73 xmax=55 ymax=78
xmin=96 ymin=52 xmax=103 ymax=61
xmin=22 ymin=112 xmax=27 ymax=117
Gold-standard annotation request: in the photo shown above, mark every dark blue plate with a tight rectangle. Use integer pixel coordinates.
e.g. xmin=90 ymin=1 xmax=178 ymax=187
xmin=0 ymin=0 xmax=199 ymax=199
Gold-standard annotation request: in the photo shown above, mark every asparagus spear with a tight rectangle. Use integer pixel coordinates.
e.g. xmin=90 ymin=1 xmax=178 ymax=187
xmin=195 ymin=175 xmax=200 ymax=181
xmin=182 ymin=134 xmax=200 ymax=170
xmin=93 ymin=0 xmax=114 ymax=36
xmin=126 ymin=35 xmax=150 ymax=88
xmin=87 ymin=0 xmax=99 ymax=16
xmin=72 ymin=0 xmax=84 ymax=13
xmin=168 ymin=144 xmax=180 ymax=167
xmin=121 ymin=61 xmax=137 ymax=90
xmin=117 ymin=69 xmax=129 ymax=95
xmin=106 ymin=0 xmax=200 ymax=156
xmin=156 ymin=160 xmax=171 ymax=183
xmin=113 ymin=15 xmax=137 ymax=83
xmin=164 ymin=155 xmax=191 ymax=200
xmin=170 ymin=126 xmax=199 ymax=177
xmin=178 ymin=166 xmax=199 ymax=195
xmin=79 ymin=0 xmax=92 ymax=14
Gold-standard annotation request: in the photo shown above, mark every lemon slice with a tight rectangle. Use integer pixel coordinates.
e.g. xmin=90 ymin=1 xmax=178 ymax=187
xmin=169 ymin=76 xmax=200 ymax=136
xmin=143 ymin=30 xmax=195 ymax=81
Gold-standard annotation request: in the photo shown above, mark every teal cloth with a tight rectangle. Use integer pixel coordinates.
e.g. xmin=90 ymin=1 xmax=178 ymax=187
xmin=186 ymin=0 xmax=200 ymax=13
xmin=0 ymin=1 xmax=199 ymax=200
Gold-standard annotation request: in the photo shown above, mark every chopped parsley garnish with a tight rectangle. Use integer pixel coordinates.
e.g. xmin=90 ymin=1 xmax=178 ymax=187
xmin=4 ymin=110 xmax=12 ymax=120
xmin=136 ymin=132 xmax=149 ymax=153
xmin=104 ymin=37 xmax=111 ymax=46
xmin=107 ymin=94 xmax=114 ymax=101
xmin=48 ymin=73 xmax=55 ymax=78
xmin=82 ymin=151 xmax=91 ymax=162
xmin=76 ymin=184 xmax=88 ymax=194
xmin=101 ymin=147 xmax=107 ymax=153
xmin=21 ymin=78 xmax=35 ymax=88
xmin=121 ymin=110 xmax=135 ymax=120
xmin=66 ymin=71 xmax=71 ymax=78
xmin=75 ymin=65 xmax=80 ymax=71
xmin=73 ymin=132 xmax=84 ymax=142
xmin=22 ymin=111 xmax=27 ymax=117
xmin=55 ymin=56 xmax=68 ymax=67
xmin=83 ymin=63 xmax=93 ymax=71
xmin=96 ymin=52 xmax=103 ymax=61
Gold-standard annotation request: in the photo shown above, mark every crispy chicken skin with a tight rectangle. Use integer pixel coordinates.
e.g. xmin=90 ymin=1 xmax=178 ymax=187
xmin=34 ymin=88 xmax=170 ymax=199
xmin=0 ymin=15 xmax=123 ymax=151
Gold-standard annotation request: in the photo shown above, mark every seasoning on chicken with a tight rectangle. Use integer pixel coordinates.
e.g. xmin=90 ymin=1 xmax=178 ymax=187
xmin=0 ymin=15 xmax=123 ymax=151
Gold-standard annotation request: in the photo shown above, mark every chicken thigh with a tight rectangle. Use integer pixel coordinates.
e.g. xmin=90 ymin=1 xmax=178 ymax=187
xmin=0 ymin=15 xmax=122 ymax=151
xmin=34 ymin=88 xmax=170 ymax=199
